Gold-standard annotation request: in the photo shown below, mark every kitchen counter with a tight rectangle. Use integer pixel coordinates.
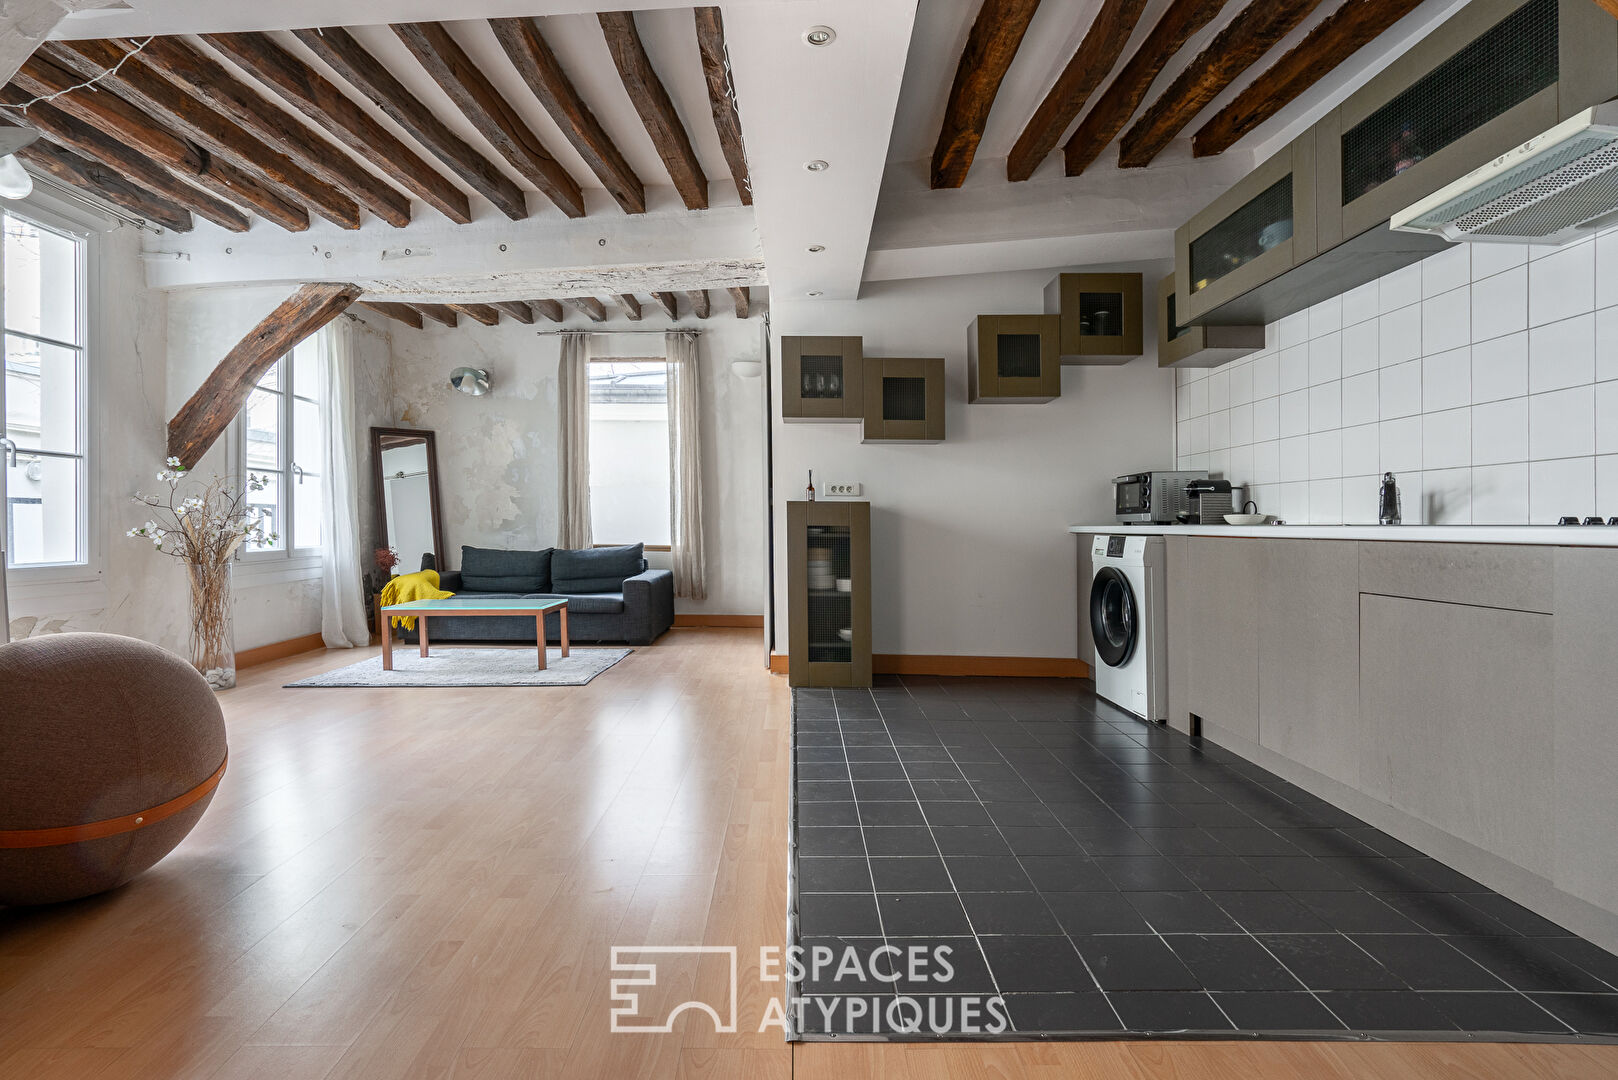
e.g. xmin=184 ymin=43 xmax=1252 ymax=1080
xmin=1068 ymin=523 xmax=1618 ymax=547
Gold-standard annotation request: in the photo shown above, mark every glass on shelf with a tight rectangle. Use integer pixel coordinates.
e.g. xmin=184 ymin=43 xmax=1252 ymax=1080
xmin=800 ymin=355 xmax=844 ymax=399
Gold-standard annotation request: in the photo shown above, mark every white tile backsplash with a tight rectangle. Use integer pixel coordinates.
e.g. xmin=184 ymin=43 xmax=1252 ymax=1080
xmin=1178 ymin=239 xmax=1618 ymax=524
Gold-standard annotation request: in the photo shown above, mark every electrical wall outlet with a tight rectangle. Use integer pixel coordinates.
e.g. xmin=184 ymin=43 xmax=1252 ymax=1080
xmin=823 ymin=482 xmax=862 ymax=497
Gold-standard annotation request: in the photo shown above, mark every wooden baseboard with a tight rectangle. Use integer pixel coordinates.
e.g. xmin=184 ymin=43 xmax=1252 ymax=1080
xmin=768 ymin=653 xmax=1089 ymax=679
xmin=237 ymin=632 xmax=325 ymax=669
xmin=673 ymin=614 xmax=765 ymax=628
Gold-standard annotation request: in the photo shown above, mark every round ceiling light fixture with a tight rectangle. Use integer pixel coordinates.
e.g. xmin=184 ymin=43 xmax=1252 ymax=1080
xmin=807 ymin=244 xmax=825 ymax=253
xmin=449 ymin=366 xmax=491 ymax=396
xmin=807 ymin=290 xmax=823 ymax=297
xmin=803 ymin=25 xmax=836 ymax=47
xmin=803 ymin=159 xmax=830 ymax=173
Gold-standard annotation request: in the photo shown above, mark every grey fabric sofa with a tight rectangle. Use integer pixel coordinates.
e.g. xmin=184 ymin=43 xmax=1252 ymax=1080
xmin=405 ymin=543 xmax=674 ymax=646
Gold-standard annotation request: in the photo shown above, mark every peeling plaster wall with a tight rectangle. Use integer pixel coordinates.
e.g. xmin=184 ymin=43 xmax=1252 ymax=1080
xmin=384 ymin=311 xmax=768 ymax=619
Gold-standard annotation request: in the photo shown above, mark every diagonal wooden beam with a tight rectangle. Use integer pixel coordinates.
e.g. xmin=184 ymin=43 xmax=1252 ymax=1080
xmin=529 ymin=299 xmax=565 ymax=323
xmin=651 ymin=291 xmax=679 ymax=320
xmin=614 ymin=294 xmax=642 ymax=321
xmin=43 ymin=40 xmax=362 ymax=231
xmin=1193 ymin=0 xmax=1426 ymax=158
xmin=565 ymin=296 xmax=607 ymax=322
xmin=1120 ymin=0 xmax=1324 ymax=168
xmin=415 ymin=303 xmax=460 ymax=328
xmin=393 ymin=22 xmax=584 ymax=219
xmin=2 ymin=91 xmax=250 ymax=232
xmin=169 ymin=283 xmax=362 ymax=466
xmin=931 ymin=0 xmax=1043 ymax=189
xmin=686 ymin=289 xmax=710 ymax=319
xmin=447 ymin=303 xmax=501 ymax=326
xmin=8 ymin=55 xmax=309 ymax=230
xmin=1007 ymin=0 xmax=1148 ymax=182
xmin=1597 ymin=0 xmax=1618 ymax=17
xmin=728 ymin=286 xmax=749 ymax=319
xmin=104 ymin=34 xmax=413 ymax=228
xmin=492 ymin=300 xmax=536 ymax=324
xmin=204 ymin=32 xmax=471 ymax=224
xmin=358 ymin=301 xmax=425 ymax=329
xmin=490 ymin=17 xmax=645 ymax=215
xmin=598 ymin=11 xmax=708 ymax=211
xmin=292 ymin=26 xmax=529 ymax=221
xmin=693 ymin=7 xmax=750 ymax=206
xmin=15 ymin=139 xmax=193 ymax=232
xmin=1062 ymin=0 xmax=1233 ymax=178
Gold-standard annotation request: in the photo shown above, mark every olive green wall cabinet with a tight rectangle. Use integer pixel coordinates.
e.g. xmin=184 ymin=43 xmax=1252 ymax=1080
xmin=1156 ymin=275 xmax=1264 ymax=369
xmin=782 ymin=336 xmax=863 ymax=422
xmin=1043 ymin=273 xmax=1143 ymax=364
xmin=863 ymin=357 xmax=946 ymax=442
xmin=787 ymin=500 xmax=871 ymax=688
xmin=967 ymin=314 xmax=1060 ymax=402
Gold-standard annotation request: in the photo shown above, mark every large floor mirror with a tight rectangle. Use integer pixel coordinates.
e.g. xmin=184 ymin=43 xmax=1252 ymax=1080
xmin=371 ymin=427 xmax=444 ymax=576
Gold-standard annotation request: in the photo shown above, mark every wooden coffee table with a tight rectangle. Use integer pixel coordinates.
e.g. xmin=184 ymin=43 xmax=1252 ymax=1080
xmin=378 ymin=597 xmax=569 ymax=671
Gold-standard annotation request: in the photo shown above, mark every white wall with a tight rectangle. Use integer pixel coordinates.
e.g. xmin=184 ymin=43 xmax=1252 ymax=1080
xmin=771 ymin=268 xmax=1176 ymax=660
xmin=384 ymin=314 xmax=767 ymax=616
xmin=1176 ymin=230 xmax=1618 ymax=525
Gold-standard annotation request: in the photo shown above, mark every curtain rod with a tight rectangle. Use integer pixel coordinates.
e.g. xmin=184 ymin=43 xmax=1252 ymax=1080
xmin=536 ymin=328 xmax=702 ymax=336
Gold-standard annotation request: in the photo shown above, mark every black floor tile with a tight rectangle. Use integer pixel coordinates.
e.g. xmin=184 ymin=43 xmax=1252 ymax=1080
xmin=1447 ymin=936 xmax=1612 ymax=993
xmin=1003 ymin=992 xmax=1121 ymax=1032
xmin=798 ymin=827 xmax=866 ymax=856
xmin=920 ymin=801 xmax=993 ymax=826
xmin=982 ymin=801 xmax=1060 ymax=828
xmin=1136 ymin=828 xmax=1231 ymax=857
xmin=931 ymin=826 xmax=1013 ymax=856
xmin=1110 ymin=991 xmax=1233 ymax=1031
xmin=1422 ymin=991 xmax=1571 ymax=1033
xmin=1125 ymin=891 xmax=1241 ymax=934
xmin=1045 ymin=892 xmax=1154 ymax=934
xmin=1460 ymin=893 xmax=1573 ymax=937
xmin=1317 ymin=991 xmax=1456 ymax=1032
xmin=1292 ymin=891 xmax=1424 ymax=934
xmin=980 ymin=935 xmax=1093 ymax=993
xmin=960 ymin=892 xmax=1061 ymax=935
xmin=1000 ymin=827 xmax=1084 ymax=856
xmin=1201 ymin=827 xmax=1306 ymax=857
xmin=944 ymin=855 xmax=1035 ymax=892
xmin=799 ymin=802 xmax=861 ymax=827
xmin=799 ymin=856 xmax=872 ymax=893
xmin=1350 ymin=934 xmax=1506 ymax=990
xmin=1527 ymin=993 xmax=1618 ymax=1034
xmin=799 ymin=781 xmax=856 ymax=802
xmin=1019 ymin=856 xmax=1117 ymax=892
xmin=1213 ymin=991 xmax=1344 ymax=1030
xmin=887 ymin=936 xmax=998 ymax=994
xmin=876 ymin=892 xmax=972 ymax=936
xmin=862 ymin=827 xmax=937 ymax=857
xmin=1069 ymin=827 xmax=1159 ymax=856
xmin=1543 ymin=937 xmax=1618 ymax=990
xmin=1073 ymin=935 xmax=1200 ymax=991
xmin=853 ymin=780 xmax=916 ymax=802
xmin=1169 ymin=855 xmax=1274 ymax=892
xmin=1245 ymin=856 xmax=1359 ymax=892
xmin=1166 ymin=935 xmax=1304 ymax=991
xmin=868 ymin=856 xmax=952 ymax=892
xmin=858 ymin=801 xmax=926 ymax=826
xmin=1257 ymin=935 xmax=1406 ymax=990
xmin=1206 ymin=891 xmax=1333 ymax=933
xmin=1095 ymin=856 xmax=1197 ymax=891
xmin=798 ymin=893 xmax=883 ymax=937
xmin=1375 ymin=892 xmax=1515 ymax=936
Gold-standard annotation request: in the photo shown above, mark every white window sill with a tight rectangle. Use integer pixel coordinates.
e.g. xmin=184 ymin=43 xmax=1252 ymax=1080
xmin=234 ymin=553 xmax=323 ymax=588
xmin=6 ymin=570 xmax=108 ymax=618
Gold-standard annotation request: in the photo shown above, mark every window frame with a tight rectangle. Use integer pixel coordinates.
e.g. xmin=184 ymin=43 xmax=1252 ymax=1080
xmin=2 ymin=199 xmax=95 ymax=587
xmin=231 ymin=335 xmax=324 ymax=580
xmin=587 ymin=355 xmax=672 ymax=551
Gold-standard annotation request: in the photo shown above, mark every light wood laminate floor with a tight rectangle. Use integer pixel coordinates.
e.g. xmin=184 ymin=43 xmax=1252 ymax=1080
xmin=1 ymin=629 xmax=1615 ymax=1078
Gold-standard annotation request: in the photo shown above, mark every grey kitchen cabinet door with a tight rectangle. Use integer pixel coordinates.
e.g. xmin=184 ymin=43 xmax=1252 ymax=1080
xmin=1182 ymin=538 xmax=1262 ymax=743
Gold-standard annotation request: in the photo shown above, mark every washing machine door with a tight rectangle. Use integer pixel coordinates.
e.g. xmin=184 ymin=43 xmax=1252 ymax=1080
xmin=1090 ymin=566 xmax=1138 ymax=668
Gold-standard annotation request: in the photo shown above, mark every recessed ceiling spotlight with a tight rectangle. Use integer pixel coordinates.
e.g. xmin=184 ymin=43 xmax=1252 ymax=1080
xmin=807 ymin=290 xmax=823 ymax=297
xmin=807 ymin=244 xmax=825 ymax=253
xmin=804 ymin=159 xmax=829 ymax=172
xmin=803 ymin=25 xmax=836 ymax=47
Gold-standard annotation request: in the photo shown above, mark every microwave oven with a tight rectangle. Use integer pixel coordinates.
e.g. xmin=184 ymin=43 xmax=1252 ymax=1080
xmin=1114 ymin=471 xmax=1208 ymax=524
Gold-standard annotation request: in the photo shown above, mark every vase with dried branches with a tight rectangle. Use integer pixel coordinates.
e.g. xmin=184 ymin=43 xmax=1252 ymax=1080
xmin=128 ymin=457 xmax=276 ymax=690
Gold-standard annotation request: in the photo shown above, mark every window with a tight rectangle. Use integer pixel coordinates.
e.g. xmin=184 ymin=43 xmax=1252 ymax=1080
xmin=588 ymin=359 xmax=670 ymax=547
xmin=239 ymin=335 xmax=322 ymax=555
xmin=3 ymin=212 xmax=87 ymax=570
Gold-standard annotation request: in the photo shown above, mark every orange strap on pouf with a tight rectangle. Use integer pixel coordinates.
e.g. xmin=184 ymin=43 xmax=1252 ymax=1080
xmin=0 ymin=754 xmax=227 ymax=849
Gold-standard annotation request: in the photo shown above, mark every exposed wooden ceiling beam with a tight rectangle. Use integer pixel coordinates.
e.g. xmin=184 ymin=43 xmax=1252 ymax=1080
xmin=491 ymin=300 xmax=536 ymax=324
xmin=529 ymin=299 xmax=565 ymax=323
xmin=686 ymin=289 xmax=710 ymax=319
xmin=43 ymin=40 xmax=362 ymax=231
xmin=694 ymin=7 xmax=750 ymax=206
xmin=1120 ymin=0 xmax=1324 ymax=168
xmin=357 ymin=301 xmax=425 ymax=329
xmin=9 ymin=55 xmax=309 ymax=230
xmin=598 ymin=11 xmax=708 ymax=211
xmin=1006 ymin=0 xmax=1148 ymax=182
xmin=931 ymin=0 xmax=1043 ymax=189
xmin=415 ymin=303 xmax=460 ymax=328
xmin=104 ymin=34 xmax=413 ymax=228
xmin=1062 ymin=0 xmax=1233 ymax=178
xmin=447 ymin=303 xmax=502 ymax=326
xmin=1597 ymin=0 xmax=1618 ymax=17
xmin=204 ymin=32 xmax=472 ymax=224
xmin=2 ymin=91 xmax=251 ymax=232
xmin=15 ymin=139 xmax=194 ymax=232
xmin=292 ymin=26 xmax=529 ymax=221
xmin=565 ymin=296 xmax=607 ymax=322
xmin=1192 ymin=0 xmax=1426 ymax=157
xmin=614 ymin=294 xmax=642 ymax=320
xmin=393 ymin=22 xmax=584 ymax=219
xmin=490 ymin=16 xmax=645 ymax=215
xmin=727 ymin=286 xmax=749 ymax=319
xmin=168 ymin=283 xmax=362 ymax=466
xmin=651 ymin=291 xmax=679 ymax=320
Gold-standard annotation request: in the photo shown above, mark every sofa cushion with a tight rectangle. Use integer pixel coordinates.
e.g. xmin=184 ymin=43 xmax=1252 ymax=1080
xmin=460 ymin=545 xmax=552 ymax=593
xmin=530 ymin=592 xmax=625 ymax=615
xmin=551 ymin=544 xmax=644 ymax=593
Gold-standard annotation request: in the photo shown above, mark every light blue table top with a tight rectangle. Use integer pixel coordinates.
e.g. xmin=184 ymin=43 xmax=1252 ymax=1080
xmin=381 ymin=597 xmax=567 ymax=612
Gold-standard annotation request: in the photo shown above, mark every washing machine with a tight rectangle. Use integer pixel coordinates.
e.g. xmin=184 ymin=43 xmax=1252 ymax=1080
xmin=1089 ymin=535 xmax=1167 ymax=722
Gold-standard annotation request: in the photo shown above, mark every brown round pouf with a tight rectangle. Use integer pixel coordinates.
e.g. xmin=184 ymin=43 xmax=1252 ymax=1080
xmin=0 ymin=632 xmax=227 ymax=906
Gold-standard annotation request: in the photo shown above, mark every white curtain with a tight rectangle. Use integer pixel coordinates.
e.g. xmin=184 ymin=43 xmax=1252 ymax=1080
xmin=319 ymin=318 xmax=369 ymax=648
xmin=557 ymin=332 xmax=594 ymax=549
xmin=666 ymin=330 xmax=706 ymax=599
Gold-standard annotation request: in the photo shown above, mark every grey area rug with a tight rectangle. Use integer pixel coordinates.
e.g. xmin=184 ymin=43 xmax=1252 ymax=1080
xmin=285 ymin=647 xmax=632 ymax=687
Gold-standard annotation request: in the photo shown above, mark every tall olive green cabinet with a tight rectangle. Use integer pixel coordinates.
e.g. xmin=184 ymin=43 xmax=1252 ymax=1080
xmin=787 ymin=500 xmax=872 ymax=688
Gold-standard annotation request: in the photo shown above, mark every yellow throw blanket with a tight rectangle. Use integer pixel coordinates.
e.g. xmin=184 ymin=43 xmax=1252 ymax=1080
xmin=379 ymin=569 xmax=453 ymax=629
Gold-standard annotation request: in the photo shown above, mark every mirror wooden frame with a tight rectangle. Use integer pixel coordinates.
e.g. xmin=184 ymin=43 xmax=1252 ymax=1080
xmin=370 ymin=426 xmax=445 ymax=574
